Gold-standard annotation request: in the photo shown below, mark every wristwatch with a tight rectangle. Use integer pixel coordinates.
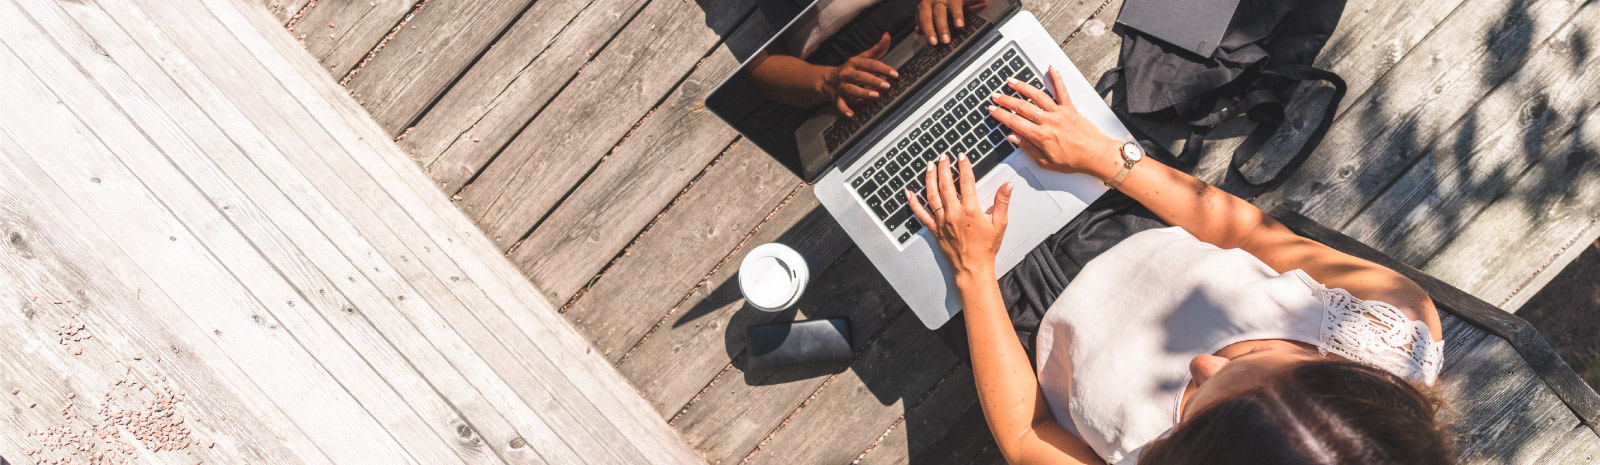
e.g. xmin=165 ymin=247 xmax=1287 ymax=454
xmin=1105 ymin=141 xmax=1143 ymax=190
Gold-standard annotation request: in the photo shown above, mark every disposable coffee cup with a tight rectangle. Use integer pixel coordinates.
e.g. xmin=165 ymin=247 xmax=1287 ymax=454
xmin=738 ymin=243 xmax=809 ymax=312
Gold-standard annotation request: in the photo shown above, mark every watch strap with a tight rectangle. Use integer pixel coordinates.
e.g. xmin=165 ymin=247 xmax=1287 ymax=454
xmin=1105 ymin=142 xmax=1139 ymax=189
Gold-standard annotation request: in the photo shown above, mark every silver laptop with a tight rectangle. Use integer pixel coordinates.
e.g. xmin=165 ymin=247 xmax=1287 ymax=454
xmin=707 ymin=0 xmax=1136 ymax=329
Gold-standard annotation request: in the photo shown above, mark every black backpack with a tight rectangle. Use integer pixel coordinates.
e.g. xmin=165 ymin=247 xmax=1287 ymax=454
xmin=1096 ymin=0 xmax=1349 ymax=197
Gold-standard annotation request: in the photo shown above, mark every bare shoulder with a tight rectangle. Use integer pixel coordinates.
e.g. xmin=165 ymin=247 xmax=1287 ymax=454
xmin=1246 ymin=232 xmax=1444 ymax=341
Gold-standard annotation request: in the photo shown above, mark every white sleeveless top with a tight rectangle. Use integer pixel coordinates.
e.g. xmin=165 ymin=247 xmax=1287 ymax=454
xmin=1034 ymin=227 xmax=1443 ymax=465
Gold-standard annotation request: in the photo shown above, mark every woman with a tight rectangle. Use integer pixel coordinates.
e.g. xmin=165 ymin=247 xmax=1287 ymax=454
xmin=907 ymin=66 xmax=1453 ymax=464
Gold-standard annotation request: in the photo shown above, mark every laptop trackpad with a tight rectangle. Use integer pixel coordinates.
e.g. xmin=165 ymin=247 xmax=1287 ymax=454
xmin=983 ymin=167 xmax=1062 ymax=256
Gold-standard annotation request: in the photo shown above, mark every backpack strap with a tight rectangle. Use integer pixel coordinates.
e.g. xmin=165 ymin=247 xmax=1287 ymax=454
xmin=1096 ymin=68 xmax=1194 ymax=170
xmin=1227 ymin=65 xmax=1347 ymax=197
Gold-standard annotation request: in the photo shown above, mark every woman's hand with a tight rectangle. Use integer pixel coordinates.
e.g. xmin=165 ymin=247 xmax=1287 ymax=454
xmin=987 ymin=66 xmax=1124 ymax=181
xmin=917 ymin=0 xmax=988 ymax=45
xmin=823 ymin=32 xmax=898 ymax=118
xmin=905 ymin=154 xmax=1012 ymax=278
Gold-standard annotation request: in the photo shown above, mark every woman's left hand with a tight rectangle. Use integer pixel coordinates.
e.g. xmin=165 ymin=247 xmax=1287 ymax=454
xmin=906 ymin=154 xmax=1012 ymax=278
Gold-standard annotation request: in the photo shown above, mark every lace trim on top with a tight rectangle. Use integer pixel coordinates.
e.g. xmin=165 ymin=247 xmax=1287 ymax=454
xmin=1314 ymin=286 xmax=1443 ymax=385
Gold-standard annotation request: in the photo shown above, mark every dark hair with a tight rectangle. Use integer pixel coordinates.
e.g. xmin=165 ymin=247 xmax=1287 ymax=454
xmin=1140 ymin=360 xmax=1452 ymax=465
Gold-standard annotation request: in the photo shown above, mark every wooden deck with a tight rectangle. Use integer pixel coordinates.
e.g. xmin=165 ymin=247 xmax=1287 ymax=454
xmin=225 ymin=0 xmax=1600 ymax=462
xmin=0 ymin=0 xmax=700 ymax=463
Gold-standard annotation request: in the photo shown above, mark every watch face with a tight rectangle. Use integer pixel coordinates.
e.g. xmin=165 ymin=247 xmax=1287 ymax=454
xmin=1123 ymin=142 xmax=1143 ymax=162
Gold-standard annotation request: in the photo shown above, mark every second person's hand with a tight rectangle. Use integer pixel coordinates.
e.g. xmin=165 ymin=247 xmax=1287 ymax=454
xmin=917 ymin=0 xmax=988 ymax=45
xmin=824 ymin=32 xmax=899 ymax=118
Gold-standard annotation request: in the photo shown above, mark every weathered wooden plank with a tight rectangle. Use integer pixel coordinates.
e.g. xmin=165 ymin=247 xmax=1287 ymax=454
xmin=667 ymin=251 xmax=911 ymax=462
xmin=745 ymin=314 xmax=959 ymax=464
xmin=3 ymin=13 xmax=496 ymax=465
xmin=403 ymin=0 xmax=672 ymax=191
xmin=290 ymin=0 xmax=418 ymax=78
xmin=456 ymin=0 xmax=754 ymax=250
xmin=505 ymin=15 xmax=771 ymax=304
xmin=200 ymin=0 xmax=702 ymax=460
xmin=1250 ymin=0 xmax=1583 ymax=226
xmin=9 ymin=2 xmax=531 ymax=463
xmin=1437 ymin=333 xmax=1581 ymax=465
xmin=1343 ymin=3 xmax=1600 ymax=269
xmin=119 ymin=0 xmax=666 ymax=461
xmin=1441 ymin=314 xmax=1493 ymax=367
xmin=612 ymin=193 xmax=850 ymax=415
xmin=857 ymin=366 xmax=997 ymax=465
xmin=0 ymin=149 xmax=323 ymax=465
xmin=40 ymin=0 xmax=572 ymax=462
xmin=339 ymin=0 xmax=535 ymax=134
xmin=564 ymin=142 xmax=799 ymax=361
xmin=1531 ymin=425 xmax=1600 ymax=464
xmin=259 ymin=0 xmax=305 ymax=24
xmin=0 ymin=34 xmax=420 ymax=465
xmin=1418 ymin=109 xmax=1600 ymax=310
xmin=90 ymin=2 xmax=586 ymax=462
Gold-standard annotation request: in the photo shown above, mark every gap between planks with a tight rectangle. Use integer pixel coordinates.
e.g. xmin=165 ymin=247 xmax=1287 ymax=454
xmin=489 ymin=10 xmax=757 ymax=259
xmin=558 ymin=137 xmax=750 ymax=311
xmin=603 ymin=178 xmax=805 ymax=364
xmin=1328 ymin=0 xmax=1587 ymax=237
xmin=661 ymin=248 xmax=854 ymax=427
xmin=336 ymin=0 xmax=428 ymax=89
xmin=431 ymin=0 xmax=661 ymax=199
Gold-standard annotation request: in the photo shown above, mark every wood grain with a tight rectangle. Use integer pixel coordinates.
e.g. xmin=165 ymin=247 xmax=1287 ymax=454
xmin=401 ymin=0 xmax=655 ymax=191
xmin=614 ymin=192 xmax=852 ymax=415
xmin=1340 ymin=3 xmax=1600 ymax=309
xmin=1531 ymin=425 xmax=1600 ymax=464
xmin=0 ymin=31 xmax=424 ymax=464
xmin=745 ymin=314 xmax=959 ymax=465
xmin=291 ymin=0 xmax=417 ymax=78
xmin=1345 ymin=3 xmax=1600 ymax=264
xmin=203 ymin=0 xmax=702 ymax=460
xmin=41 ymin=0 xmax=581 ymax=461
xmin=340 ymin=0 xmax=536 ymax=134
xmin=505 ymin=15 xmax=771 ymax=303
xmin=667 ymin=251 xmax=913 ymax=463
xmin=0 ymin=0 xmax=706 ymax=461
xmin=1438 ymin=334 xmax=1581 ymax=465
xmin=562 ymin=141 xmax=798 ymax=361
xmin=0 ymin=146 xmax=323 ymax=465
xmin=1252 ymin=0 xmax=1582 ymax=225
xmin=457 ymin=0 xmax=754 ymax=249
xmin=855 ymin=366 xmax=996 ymax=465
xmin=1418 ymin=109 xmax=1600 ymax=310
xmin=258 ymin=0 xmax=305 ymax=24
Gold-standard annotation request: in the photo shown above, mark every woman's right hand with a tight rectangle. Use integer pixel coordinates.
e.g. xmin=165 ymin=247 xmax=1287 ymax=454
xmin=823 ymin=32 xmax=898 ymax=118
xmin=986 ymin=65 xmax=1124 ymax=181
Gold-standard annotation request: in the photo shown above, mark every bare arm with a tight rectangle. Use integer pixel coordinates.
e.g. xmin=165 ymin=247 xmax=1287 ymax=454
xmin=746 ymin=33 xmax=898 ymax=118
xmin=988 ymin=67 xmax=1442 ymax=341
xmin=906 ymin=156 xmax=1102 ymax=465
xmin=747 ymin=51 xmax=835 ymax=109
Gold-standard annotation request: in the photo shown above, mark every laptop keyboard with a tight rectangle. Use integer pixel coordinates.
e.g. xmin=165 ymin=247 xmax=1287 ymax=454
xmin=847 ymin=44 xmax=1048 ymax=244
xmin=822 ymin=16 xmax=988 ymax=151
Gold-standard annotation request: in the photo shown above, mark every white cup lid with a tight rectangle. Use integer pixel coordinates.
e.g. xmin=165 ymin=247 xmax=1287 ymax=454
xmin=738 ymin=243 xmax=808 ymax=311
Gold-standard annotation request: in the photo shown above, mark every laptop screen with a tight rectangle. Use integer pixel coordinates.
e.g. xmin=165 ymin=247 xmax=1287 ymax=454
xmin=706 ymin=0 xmax=1017 ymax=182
